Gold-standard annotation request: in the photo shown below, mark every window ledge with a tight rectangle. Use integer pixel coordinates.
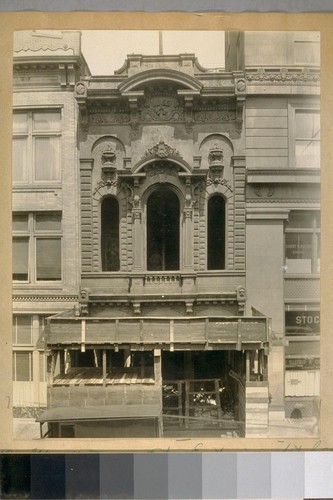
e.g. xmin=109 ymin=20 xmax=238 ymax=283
xmin=284 ymin=274 xmax=320 ymax=279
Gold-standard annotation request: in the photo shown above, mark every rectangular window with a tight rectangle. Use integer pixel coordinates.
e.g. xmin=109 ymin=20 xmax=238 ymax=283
xmin=285 ymin=211 xmax=320 ymax=274
xmin=293 ymin=32 xmax=320 ymax=65
xmin=294 ymin=110 xmax=320 ymax=168
xmin=285 ymin=311 xmax=320 ymax=336
xmin=13 ymin=212 xmax=62 ymax=283
xmin=12 ymin=315 xmax=32 ymax=345
xmin=12 ymin=109 xmax=61 ymax=184
xmin=13 ymin=352 xmax=33 ymax=381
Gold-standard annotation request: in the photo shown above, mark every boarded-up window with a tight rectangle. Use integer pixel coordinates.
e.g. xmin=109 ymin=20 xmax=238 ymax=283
xmin=285 ymin=370 xmax=320 ymax=397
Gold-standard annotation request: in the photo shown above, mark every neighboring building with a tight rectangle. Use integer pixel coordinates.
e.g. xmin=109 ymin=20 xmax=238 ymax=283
xmin=12 ymin=30 xmax=320 ymax=439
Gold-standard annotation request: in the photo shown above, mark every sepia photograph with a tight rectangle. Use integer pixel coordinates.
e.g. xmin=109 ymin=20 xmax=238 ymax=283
xmin=11 ymin=28 xmax=321 ymax=441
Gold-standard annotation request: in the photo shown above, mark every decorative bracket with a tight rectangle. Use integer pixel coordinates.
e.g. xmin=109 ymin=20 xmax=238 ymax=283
xmin=234 ymin=75 xmax=246 ymax=132
xmin=236 ymin=285 xmax=247 ymax=314
xmin=75 ymin=81 xmax=88 ymax=131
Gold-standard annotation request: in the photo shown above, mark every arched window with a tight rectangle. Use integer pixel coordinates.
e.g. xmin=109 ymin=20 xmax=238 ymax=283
xmin=147 ymin=187 xmax=180 ymax=271
xmin=101 ymin=197 xmax=120 ymax=271
xmin=207 ymin=195 xmax=226 ymax=270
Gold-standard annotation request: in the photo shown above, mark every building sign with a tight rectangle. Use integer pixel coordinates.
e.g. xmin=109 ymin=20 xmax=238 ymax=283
xmin=285 ymin=311 xmax=320 ymax=335
xmin=285 ymin=357 xmax=320 ymax=370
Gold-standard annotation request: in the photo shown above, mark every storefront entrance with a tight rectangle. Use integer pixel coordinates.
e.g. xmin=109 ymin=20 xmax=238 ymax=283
xmin=161 ymin=350 xmax=245 ymax=437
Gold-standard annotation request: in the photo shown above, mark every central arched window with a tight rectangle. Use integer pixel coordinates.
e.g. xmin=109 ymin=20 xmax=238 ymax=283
xmin=147 ymin=187 xmax=180 ymax=271
xmin=101 ymin=196 xmax=120 ymax=271
xmin=207 ymin=195 xmax=226 ymax=270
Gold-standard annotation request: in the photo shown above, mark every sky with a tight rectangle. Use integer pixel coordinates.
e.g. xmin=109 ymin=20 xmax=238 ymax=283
xmin=81 ymin=30 xmax=225 ymax=75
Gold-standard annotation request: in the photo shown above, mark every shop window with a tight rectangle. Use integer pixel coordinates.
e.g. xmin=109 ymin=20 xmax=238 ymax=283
xmin=285 ymin=211 xmax=320 ymax=274
xmin=207 ymin=195 xmax=226 ymax=270
xmin=147 ymin=188 xmax=180 ymax=271
xmin=101 ymin=197 xmax=120 ymax=271
xmin=13 ymin=352 xmax=33 ymax=382
xmin=292 ymin=109 xmax=320 ymax=168
xmin=13 ymin=109 xmax=61 ymax=184
xmin=13 ymin=212 xmax=62 ymax=282
xmin=285 ymin=310 xmax=320 ymax=336
xmin=12 ymin=316 xmax=32 ymax=345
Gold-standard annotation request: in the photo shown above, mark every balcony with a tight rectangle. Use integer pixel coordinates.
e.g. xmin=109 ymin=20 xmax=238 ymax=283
xmin=80 ymin=270 xmax=246 ymax=300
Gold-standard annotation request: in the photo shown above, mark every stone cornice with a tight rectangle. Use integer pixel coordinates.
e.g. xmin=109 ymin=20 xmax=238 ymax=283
xmin=245 ymin=67 xmax=320 ymax=85
xmin=247 ymin=199 xmax=320 ymax=204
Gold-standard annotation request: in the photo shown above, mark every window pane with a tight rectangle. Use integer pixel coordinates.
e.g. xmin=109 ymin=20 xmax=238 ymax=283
xmin=285 ymin=311 xmax=320 ymax=335
xmin=35 ymin=212 xmax=61 ymax=231
xmin=294 ymin=41 xmax=320 ymax=64
xmin=36 ymin=238 xmax=61 ymax=280
xmin=285 ymin=233 xmax=312 ymax=273
xmin=12 ymin=138 xmax=28 ymax=182
xmin=13 ymin=112 xmax=28 ymax=133
xmin=295 ymin=139 xmax=320 ymax=167
xmin=33 ymin=110 xmax=61 ymax=131
xmin=13 ymin=316 xmax=32 ymax=344
xmin=287 ymin=211 xmax=318 ymax=229
xmin=12 ymin=213 xmax=29 ymax=232
xmin=13 ymin=238 xmax=29 ymax=280
xmin=295 ymin=111 xmax=320 ymax=139
xmin=34 ymin=137 xmax=61 ymax=181
xmin=14 ymin=352 xmax=32 ymax=382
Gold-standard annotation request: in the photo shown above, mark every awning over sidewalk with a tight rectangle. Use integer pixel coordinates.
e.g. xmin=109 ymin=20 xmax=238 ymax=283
xmin=36 ymin=404 xmax=161 ymax=423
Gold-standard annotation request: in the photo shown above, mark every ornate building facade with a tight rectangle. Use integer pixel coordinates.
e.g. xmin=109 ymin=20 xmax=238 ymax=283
xmin=12 ymin=30 xmax=320 ymax=439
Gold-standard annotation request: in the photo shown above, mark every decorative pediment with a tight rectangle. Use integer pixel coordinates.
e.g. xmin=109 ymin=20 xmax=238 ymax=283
xmin=143 ymin=139 xmax=182 ymax=160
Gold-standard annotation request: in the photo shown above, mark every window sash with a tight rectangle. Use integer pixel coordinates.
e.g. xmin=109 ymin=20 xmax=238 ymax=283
xmin=36 ymin=238 xmax=62 ymax=281
xmin=34 ymin=136 xmax=61 ymax=181
xmin=13 ymin=212 xmax=62 ymax=283
xmin=285 ymin=212 xmax=320 ymax=274
xmin=13 ymin=352 xmax=33 ymax=382
xmin=12 ymin=316 xmax=32 ymax=345
xmin=294 ymin=40 xmax=320 ymax=65
xmin=33 ymin=110 xmax=61 ymax=132
xmin=12 ymin=109 xmax=62 ymax=184
xmin=294 ymin=109 xmax=320 ymax=168
xmin=35 ymin=212 xmax=62 ymax=231
xmin=12 ymin=237 xmax=29 ymax=281
xmin=12 ymin=138 xmax=28 ymax=182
